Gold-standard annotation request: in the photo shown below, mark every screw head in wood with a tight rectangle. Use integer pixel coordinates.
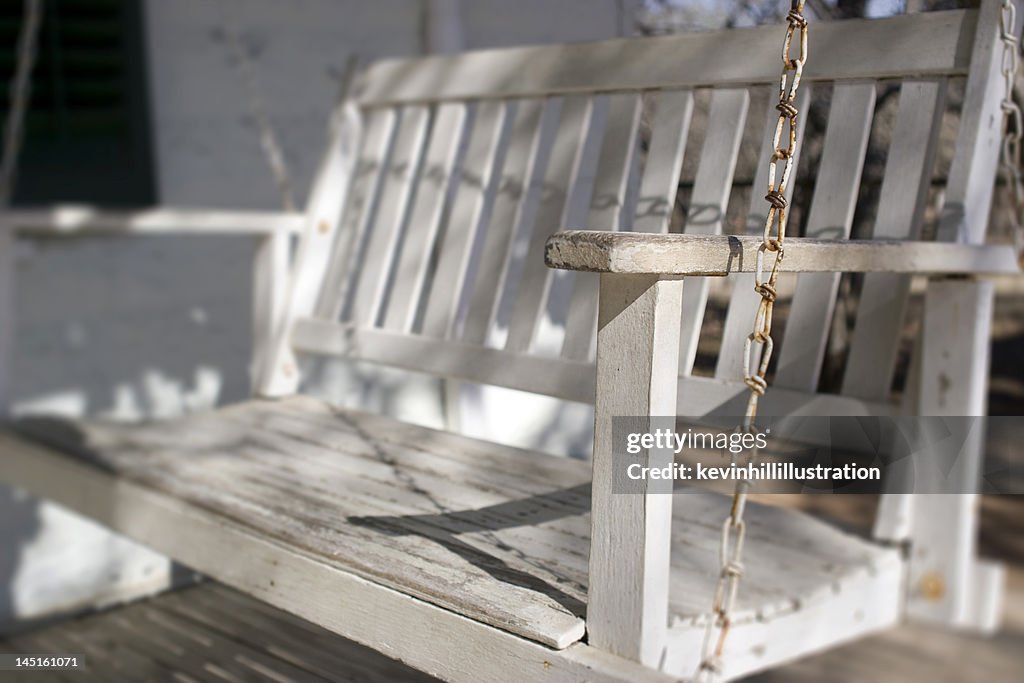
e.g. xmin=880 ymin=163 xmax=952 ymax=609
xmin=919 ymin=572 xmax=945 ymax=601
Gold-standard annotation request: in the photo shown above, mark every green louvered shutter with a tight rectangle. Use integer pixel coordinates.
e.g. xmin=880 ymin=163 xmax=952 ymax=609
xmin=0 ymin=0 xmax=154 ymax=206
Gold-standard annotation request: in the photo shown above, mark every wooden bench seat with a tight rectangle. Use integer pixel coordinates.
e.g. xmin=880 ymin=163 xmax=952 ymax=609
xmin=1 ymin=395 xmax=899 ymax=663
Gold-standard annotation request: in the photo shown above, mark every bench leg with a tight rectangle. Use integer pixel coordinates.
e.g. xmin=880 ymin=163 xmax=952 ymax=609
xmin=589 ymin=273 xmax=683 ymax=668
xmin=875 ymin=278 xmax=1004 ymax=632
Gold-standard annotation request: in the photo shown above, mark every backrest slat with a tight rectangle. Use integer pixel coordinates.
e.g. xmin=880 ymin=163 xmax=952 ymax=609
xmin=382 ymin=103 xmax=469 ymax=333
xmin=714 ymin=86 xmax=812 ymax=382
xmin=278 ymin=10 xmax=998 ymax=409
xmin=773 ymin=81 xmax=876 ymax=392
xmin=502 ymin=96 xmax=594 ymax=353
xmin=677 ymin=88 xmax=750 ymax=375
xmin=349 ymin=105 xmax=431 ymax=326
xmin=560 ymin=93 xmax=645 ymax=361
xmin=938 ymin=1 xmax=1006 ymax=245
xmin=633 ymin=90 xmax=694 ymax=234
xmin=420 ymin=101 xmax=512 ymax=339
xmin=315 ymin=108 xmax=399 ymax=320
xmin=460 ymin=99 xmax=549 ymax=345
xmin=841 ymin=78 xmax=946 ymax=401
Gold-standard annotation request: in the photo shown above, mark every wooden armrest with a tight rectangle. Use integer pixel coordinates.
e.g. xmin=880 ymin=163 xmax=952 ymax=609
xmin=6 ymin=206 xmax=305 ymax=236
xmin=544 ymin=230 xmax=1021 ymax=276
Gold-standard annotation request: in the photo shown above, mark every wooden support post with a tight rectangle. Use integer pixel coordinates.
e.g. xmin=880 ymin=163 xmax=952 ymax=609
xmin=251 ymin=229 xmax=291 ymax=393
xmin=900 ymin=278 xmax=1003 ymax=632
xmin=589 ymin=273 xmax=682 ymax=667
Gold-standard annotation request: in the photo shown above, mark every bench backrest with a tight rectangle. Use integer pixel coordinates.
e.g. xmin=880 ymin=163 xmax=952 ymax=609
xmin=265 ymin=8 xmax=1004 ymax=417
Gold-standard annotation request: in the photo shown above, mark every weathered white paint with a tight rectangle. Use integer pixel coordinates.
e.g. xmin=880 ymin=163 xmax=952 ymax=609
xmin=4 ymin=0 xmax=643 ymax=636
xmin=588 ymin=274 xmax=682 ymax=666
xmin=9 ymin=208 xmax=304 ymax=236
xmin=356 ymin=10 xmax=977 ymax=104
xmin=544 ymin=232 xmax=1019 ymax=276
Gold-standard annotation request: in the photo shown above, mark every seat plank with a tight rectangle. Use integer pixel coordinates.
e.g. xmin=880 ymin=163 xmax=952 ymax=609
xmin=1 ymin=396 xmax=899 ymax=660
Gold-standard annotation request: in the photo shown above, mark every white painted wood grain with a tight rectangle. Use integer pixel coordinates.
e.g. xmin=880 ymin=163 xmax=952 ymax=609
xmin=8 ymin=207 xmax=305 ymax=235
xmin=632 ymin=90 xmax=694 ymax=235
xmin=420 ymin=101 xmax=511 ymax=339
xmin=543 ymin=232 xmax=1018 ymax=276
xmin=314 ymin=108 xmax=400 ymax=321
xmin=354 ymin=11 xmax=976 ymax=105
xmin=937 ymin=0 xmax=1015 ymax=244
xmin=903 ymin=279 xmax=1001 ymax=632
xmin=676 ymin=88 xmax=749 ymax=375
xmin=0 ymin=433 xmax=679 ymax=683
xmin=588 ymin=274 xmax=681 ymax=666
xmin=383 ymin=103 xmax=469 ymax=333
xmin=841 ymin=79 xmax=946 ymax=401
xmin=504 ymin=96 xmax=592 ymax=353
xmin=561 ymin=94 xmax=644 ymax=361
xmin=460 ymin=99 xmax=549 ymax=345
xmin=259 ymin=104 xmax=365 ymax=396
xmin=349 ymin=106 xmax=431 ymax=327
xmin=774 ymin=81 xmax=876 ymax=392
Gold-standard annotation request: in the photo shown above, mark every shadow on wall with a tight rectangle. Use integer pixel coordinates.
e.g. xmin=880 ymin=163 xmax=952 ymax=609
xmin=3 ymin=234 xmax=260 ymax=633
xmin=0 ymin=487 xmax=41 ymax=632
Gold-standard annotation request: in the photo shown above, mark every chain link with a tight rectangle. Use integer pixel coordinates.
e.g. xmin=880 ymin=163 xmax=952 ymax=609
xmin=697 ymin=3 xmax=808 ymax=679
xmin=998 ymin=0 xmax=1024 ymax=267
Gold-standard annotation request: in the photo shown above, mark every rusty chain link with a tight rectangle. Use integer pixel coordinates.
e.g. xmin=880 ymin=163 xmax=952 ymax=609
xmin=998 ymin=0 xmax=1024 ymax=268
xmin=697 ymin=2 xmax=808 ymax=679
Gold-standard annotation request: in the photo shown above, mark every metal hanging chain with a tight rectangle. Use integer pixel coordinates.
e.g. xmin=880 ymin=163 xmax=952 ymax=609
xmin=998 ymin=0 xmax=1024 ymax=267
xmin=0 ymin=0 xmax=44 ymax=207
xmin=697 ymin=2 xmax=808 ymax=679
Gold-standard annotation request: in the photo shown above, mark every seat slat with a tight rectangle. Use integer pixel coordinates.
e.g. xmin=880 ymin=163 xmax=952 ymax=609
xmin=1 ymin=397 xmax=901 ymax=661
xmin=460 ymin=99 xmax=550 ymax=345
xmin=420 ymin=101 xmax=511 ymax=339
xmin=561 ymin=93 xmax=645 ymax=361
xmin=383 ymin=103 xmax=469 ymax=333
xmin=677 ymin=88 xmax=750 ymax=375
xmin=354 ymin=11 xmax=975 ymax=105
xmin=715 ymin=86 xmax=812 ymax=382
xmin=774 ymin=81 xmax=876 ymax=392
xmin=348 ymin=106 xmax=431 ymax=326
xmin=841 ymin=79 xmax=946 ymax=401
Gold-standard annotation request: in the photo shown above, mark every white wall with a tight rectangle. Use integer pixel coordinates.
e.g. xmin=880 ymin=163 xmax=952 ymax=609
xmin=1 ymin=0 xmax=637 ymax=632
